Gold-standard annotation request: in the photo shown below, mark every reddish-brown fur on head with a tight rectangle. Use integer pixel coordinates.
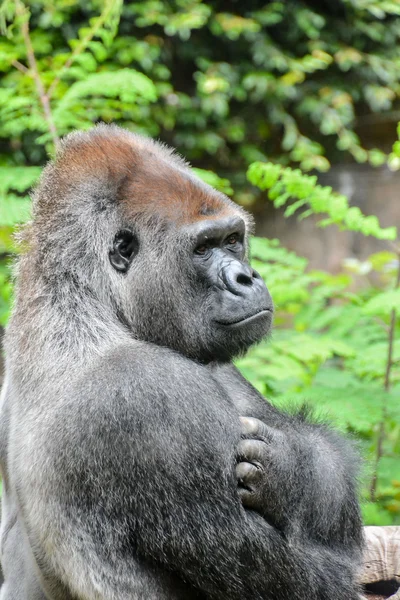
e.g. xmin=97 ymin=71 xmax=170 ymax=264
xmin=35 ymin=124 xmax=241 ymax=226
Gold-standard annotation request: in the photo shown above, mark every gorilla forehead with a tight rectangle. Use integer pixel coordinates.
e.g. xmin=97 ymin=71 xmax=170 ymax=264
xmin=119 ymin=155 xmax=233 ymax=225
xmin=39 ymin=124 xmax=242 ymax=227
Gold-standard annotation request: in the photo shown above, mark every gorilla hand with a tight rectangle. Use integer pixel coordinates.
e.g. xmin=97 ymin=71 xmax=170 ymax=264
xmin=236 ymin=416 xmax=305 ymax=530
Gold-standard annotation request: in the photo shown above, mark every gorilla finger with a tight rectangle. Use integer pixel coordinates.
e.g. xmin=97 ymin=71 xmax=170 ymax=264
xmin=240 ymin=416 xmax=263 ymax=436
xmin=240 ymin=416 xmax=284 ymax=446
xmin=236 ymin=461 xmax=262 ymax=485
xmin=237 ymin=487 xmax=260 ymax=510
xmin=239 ymin=416 xmax=275 ymax=442
xmin=237 ymin=439 xmax=267 ymax=466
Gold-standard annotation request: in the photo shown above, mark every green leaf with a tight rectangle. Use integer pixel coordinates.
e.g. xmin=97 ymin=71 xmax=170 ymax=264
xmin=363 ymin=289 xmax=400 ymax=316
xmin=192 ymin=168 xmax=233 ymax=195
xmin=0 ymin=166 xmax=41 ymax=194
xmin=0 ymin=195 xmax=31 ymax=226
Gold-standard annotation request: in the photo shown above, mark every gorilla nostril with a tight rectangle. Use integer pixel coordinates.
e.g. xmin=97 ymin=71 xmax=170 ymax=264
xmin=236 ymin=273 xmax=253 ymax=287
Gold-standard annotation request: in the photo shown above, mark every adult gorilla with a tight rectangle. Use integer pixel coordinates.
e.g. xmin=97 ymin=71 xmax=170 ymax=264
xmin=0 ymin=125 xmax=362 ymax=600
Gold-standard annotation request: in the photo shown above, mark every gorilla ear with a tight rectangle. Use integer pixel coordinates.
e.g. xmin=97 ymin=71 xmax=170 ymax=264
xmin=109 ymin=230 xmax=138 ymax=273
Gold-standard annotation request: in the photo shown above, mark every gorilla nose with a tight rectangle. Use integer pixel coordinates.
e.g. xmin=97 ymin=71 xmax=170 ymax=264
xmin=222 ymin=262 xmax=261 ymax=296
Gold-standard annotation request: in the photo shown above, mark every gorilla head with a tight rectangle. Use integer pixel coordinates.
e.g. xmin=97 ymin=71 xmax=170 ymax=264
xmin=32 ymin=124 xmax=273 ymax=363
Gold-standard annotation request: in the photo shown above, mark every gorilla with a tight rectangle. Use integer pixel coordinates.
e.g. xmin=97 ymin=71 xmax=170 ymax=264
xmin=0 ymin=124 xmax=362 ymax=600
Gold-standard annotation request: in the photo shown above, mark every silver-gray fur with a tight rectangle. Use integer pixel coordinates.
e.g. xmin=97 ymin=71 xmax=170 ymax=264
xmin=0 ymin=124 xmax=362 ymax=599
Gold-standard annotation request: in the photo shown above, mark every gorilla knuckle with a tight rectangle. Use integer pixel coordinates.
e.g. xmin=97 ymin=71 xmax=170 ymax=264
xmin=237 ymin=439 xmax=268 ymax=467
xmin=236 ymin=461 xmax=262 ymax=483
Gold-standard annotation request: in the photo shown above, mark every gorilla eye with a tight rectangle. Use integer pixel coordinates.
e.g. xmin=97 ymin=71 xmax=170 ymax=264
xmin=226 ymin=234 xmax=239 ymax=245
xmin=109 ymin=229 xmax=138 ymax=273
xmin=195 ymin=244 xmax=209 ymax=256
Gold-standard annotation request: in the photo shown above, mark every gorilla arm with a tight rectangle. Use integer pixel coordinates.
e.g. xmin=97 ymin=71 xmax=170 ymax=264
xmin=16 ymin=347 xmax=360 ymax=600
xmin=212 ymin=363 xmax=363 ymax=552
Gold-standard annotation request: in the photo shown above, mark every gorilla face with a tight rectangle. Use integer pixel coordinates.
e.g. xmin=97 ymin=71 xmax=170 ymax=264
xmin=189 ymin=215 xmax=273 ymax=330
xmin=110 ymin=214 xmax=273 ymax=363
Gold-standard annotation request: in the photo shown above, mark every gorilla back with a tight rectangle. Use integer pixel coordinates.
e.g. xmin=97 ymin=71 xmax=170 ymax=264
xmin=0 ymin=125 xmax=362 ymax=600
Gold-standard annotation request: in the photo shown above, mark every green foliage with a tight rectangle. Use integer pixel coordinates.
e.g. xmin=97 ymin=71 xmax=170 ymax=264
xmin=51 ymin=69 xmax=157 ymax=139
xmin=192 ymin=168 xmax=234 ymax=196
xmin=0 ymin=0 xmax=400 ymax=527
xmin=238 ymin=147 xmax=400 ymax=524
xmin=0 ymin=262 xmax=12 ymax=326
xmin=1 ymin=0 xmax=400 ymax=181
xmin=0 ymin=165 xmax=40 ymax=324
xmin=238 ymin=235 xmax=400 ymax=525
xmin=247 ymin=162 xmax=397 ymax=240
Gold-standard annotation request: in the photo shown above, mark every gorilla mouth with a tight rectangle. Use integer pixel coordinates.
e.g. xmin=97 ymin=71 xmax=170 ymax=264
xmin=215 ymin=309 xmax=272 ymax=328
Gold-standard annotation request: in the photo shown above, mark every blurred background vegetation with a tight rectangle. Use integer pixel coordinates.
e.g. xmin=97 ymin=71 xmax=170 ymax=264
xmin=0 ymin=0 xmax=399 ymax=526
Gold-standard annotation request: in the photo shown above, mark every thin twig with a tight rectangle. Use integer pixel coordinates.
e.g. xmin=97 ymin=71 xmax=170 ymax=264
xmin=15 ymin=1 xmax=59 ymax=148
xmin=370 ymin=251 xmax=400 ymax=501
xmin=384 ymin=296 xmax=399 ymax=393
xmin=11 ymin=59 xmax=29 ymax=74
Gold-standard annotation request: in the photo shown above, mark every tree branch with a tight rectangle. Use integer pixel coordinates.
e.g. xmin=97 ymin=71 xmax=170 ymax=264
xmin=11 ymin=59 xmax=29 ymax=74
xmin=15 ymin=1 xmax=59 ymax=149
